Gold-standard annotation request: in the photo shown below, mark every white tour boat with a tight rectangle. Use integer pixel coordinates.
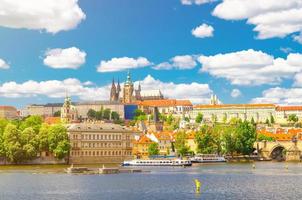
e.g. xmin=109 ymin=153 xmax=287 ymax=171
xmin=122 ymin=159 xmax=192 ymax=167
xmin=190 ymin=154 xmax=226 ymax=163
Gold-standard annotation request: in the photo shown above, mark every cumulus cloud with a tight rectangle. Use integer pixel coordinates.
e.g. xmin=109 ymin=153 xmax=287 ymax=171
xmin=0 ymin=58 xmax=9 ymax=69
xmin=0 ymin=0 xmax=85 ymax=33
xmin=181 ymin=0 xmax=217 ymax=5
xmin=231 ymin=89 xmax=241 ymax=98
xmin=293 ymin=32 xmax=302 ymax=44
xmin=153 ymin=55 xmax=197 ymax=70
xmin=192 ymin=23 xmax=214 ymax=38
xmin=0 ymin=75 xmax=212 ymax=104
xmin=251 ymin=87 xmax=302 ymax=105
xmin=135 ymin=75 xmax=212 ymax=103
xmin=212 ymin=0 xmax=302 ymax=39
xmin=43 ymin=47 xmax=86 ymax=69
xmin=198 ymin=49 xmax=302 ymax=86
xmin=0 ymin=78 xmax=109 ymax=100
xmin=97 ymin=57 xmax=152 ymax=72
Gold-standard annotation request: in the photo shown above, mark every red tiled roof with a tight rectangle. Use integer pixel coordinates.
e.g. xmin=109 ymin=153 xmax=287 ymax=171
xmin=137 ymin=99 xmax=192 ymax=107
xmin=194 ymin=104 xmax=275 ymax=109
xmin=276 ymin=106 xmax=302 ymax=111
xmin=0 ymin=106 xmax=17 ymax=110
xmin=133 ymin=135 xmax=153 ymax=144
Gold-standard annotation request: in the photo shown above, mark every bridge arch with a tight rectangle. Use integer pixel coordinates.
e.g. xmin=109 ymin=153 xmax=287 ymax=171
xmin=269 ymin=145 xmax=286 ymax=161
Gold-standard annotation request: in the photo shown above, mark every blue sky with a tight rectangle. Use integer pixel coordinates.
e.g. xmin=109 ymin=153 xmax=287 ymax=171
xmin=0 ymin=0 xmax=302 ymax=108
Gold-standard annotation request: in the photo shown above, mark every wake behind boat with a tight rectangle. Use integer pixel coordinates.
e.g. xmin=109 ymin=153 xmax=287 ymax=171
xmin=122 ymin=159 xmax=192 ymax=167
xmin=190 ymin=154 xmax=226 ymax=163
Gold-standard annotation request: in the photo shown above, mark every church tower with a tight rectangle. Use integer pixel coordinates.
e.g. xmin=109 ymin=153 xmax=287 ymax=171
xmin=110 ymin=78 xmax=117 ymax=102
xmin=135 ymin=82 xmax=142 ymax=101
xmin=116 ymin=79 xmax=121 ymax=101
xmin=123 ymin=71 xmax=134 ymax=104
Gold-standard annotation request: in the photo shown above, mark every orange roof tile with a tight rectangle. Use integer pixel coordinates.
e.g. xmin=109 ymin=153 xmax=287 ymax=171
xmin=194 ymin=104 xmax=275 ymax=109
xmin=134 ymin=135 xmax=153 ymax=144
xmin=0 ymin=106 xmax=17 ymax=110
xmin=44 ymin=117 xmax=61 ymax=124
xmin=276 ymin=106 xmax=302 ymax=111
xmin=137 ymin=99 xmax=192 ymax=107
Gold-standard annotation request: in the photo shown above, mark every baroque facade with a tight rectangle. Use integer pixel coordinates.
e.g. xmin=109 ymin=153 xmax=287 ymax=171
xmin=68 ymin=123 xmax=138 ymax=164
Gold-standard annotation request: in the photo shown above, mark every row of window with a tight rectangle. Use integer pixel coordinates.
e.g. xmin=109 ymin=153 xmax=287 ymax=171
xmin=72 ymin=134 xmax=123 ymax=141
xmin=71 ymin=150 xmax=132 ymax=157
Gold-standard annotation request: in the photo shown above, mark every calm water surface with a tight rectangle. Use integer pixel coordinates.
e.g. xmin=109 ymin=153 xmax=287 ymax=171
xmin=0 ymin=162 xmax=301 ymax=200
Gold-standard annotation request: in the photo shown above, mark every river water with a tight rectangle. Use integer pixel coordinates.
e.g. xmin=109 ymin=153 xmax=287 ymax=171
xmin=0 ymin=162 xmax=301 ymax=200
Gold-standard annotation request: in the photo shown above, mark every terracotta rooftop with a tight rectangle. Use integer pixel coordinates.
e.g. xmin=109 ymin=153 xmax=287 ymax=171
xmin=276 ymin=106 xmax=302 ymax=111
xmin=134 ymin=135 xmax=153 ymax=144
xmin=137 ymin=99 xmax=192 ymax=107
xmin=0 ymin=106 xmax=17 ymax=110
xmin=194 ymin=104 xmax=276 ymax=109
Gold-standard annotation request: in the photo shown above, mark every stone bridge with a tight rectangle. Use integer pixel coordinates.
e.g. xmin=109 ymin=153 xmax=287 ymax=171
xmin=254 ymin=140 xmax=302 ymax=161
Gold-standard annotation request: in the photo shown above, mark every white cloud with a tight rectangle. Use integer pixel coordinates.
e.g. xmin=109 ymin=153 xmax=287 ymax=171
xmin=181 ymin=0 xmax=217 ymax=5
xmin=0 ymin=78 xmax=109 ymax=101
xmin=280 ymin=47 xmax=293 ymax=54
xmin=198 ymin=49 xmax=302 ymax=86
xmin=251 ymin=87 xmax=302 ymax=105
xmin=192 ymin=23 xmax=214 ymax=38
xmin=0 ymin=0 xmax=85 ymax=33
xmin=43 ymin=47 xmax=86 ymax=69
xmin=293 ymin=32 xmax=302 ymax=44
xmin=153 ymin=55 xmax=197 ymax=70
xmin=212 ymin=0 xmax=302 ymax=39
xmin=0 ymin=75 xmax=213 ymax=104
xmin=231 ymin=89 xmax=241 ymax=98
xmin=136 ymin=75 xmax=212 ymax=103
xmin=97 ymin=57 xmax=152 ymax=72
xmin=0 ymin=58 xmax=9 ymax=69
xmin=293 ymin=73 xmax=302 ymax=87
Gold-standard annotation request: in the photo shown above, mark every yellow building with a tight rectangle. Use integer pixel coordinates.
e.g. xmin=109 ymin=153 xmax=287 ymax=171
xmin=186 ymin=131 xmax=198 ymax=154
xmin=0 ymin=106 xmax=18 ymax=119
xmin=132 ymin=135 xmax=153 ymax=159
xmin=68 ymin=123 xmax=136 ymax=164
xmin=149 ymin=131 xmax=173 ymax=156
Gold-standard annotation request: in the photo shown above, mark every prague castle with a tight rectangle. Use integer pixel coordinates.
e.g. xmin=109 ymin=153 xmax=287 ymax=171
xmin=109 ymin=71 xmax=164 ymax=104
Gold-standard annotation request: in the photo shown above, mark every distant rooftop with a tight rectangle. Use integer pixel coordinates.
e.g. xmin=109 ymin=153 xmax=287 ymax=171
xmin=67 ymin=123 xmax=133 ymax=132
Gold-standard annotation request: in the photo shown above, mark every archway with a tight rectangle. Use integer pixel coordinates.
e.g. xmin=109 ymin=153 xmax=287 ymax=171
xmin=270 ymin=146 xmax=285 ymax=161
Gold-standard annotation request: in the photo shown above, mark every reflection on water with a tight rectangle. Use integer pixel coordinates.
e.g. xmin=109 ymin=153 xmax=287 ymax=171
xmin=0 ymin=162 xmax=301 ymax=200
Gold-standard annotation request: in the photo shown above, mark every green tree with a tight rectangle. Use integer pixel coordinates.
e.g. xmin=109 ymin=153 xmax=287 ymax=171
xmin=0 ymin=118 xmax=9 ymax=157
xmin=265 ymin=118 xmax=270 ymax=125
xmin=37 ymin=123 xmax=50 ymax=151
xmin=166 ymin=114 xmax=174 ymax=125
xmin=195 ymin=126 xmax=217 ymax=154
xmin=20 ymin=115 xmax=43 ymax=133
xmin=148 ymin=142 xmax=159 ymax=156
xmin=87 ymin=109 xmax=97 ymax=119
xmin=251 ymin=117 xmax=255 ymax=125
xmin=270 ymin=115 xmax=275 ymax=124
xmin=2 ymin=123 xmax=24 ymax=163
xmin=174 ymin=131 xmax=189 ymax=157
xmin=53 ymin=110 xmax=61 ymax=117
xmin=111 ymin=111 xmax=120 ymax=121
xmin=288 ymin=114 xmax=298 ymax=124
xmin=221 ymin=126 xmax=237 ymax=156
xmin=134 ymin=109 xmax=146 ymax=121
xmin=257 ymin=134 xmax=275 ymax=142
xmin=48 ymin=124 xmax=70 ymax=159
xmin=195 ymin=113 xmax=203 ymax=123
xmin=103 ymin=108 xmax=111 ymax=120
xmin=235 ymin=121 xmax=256 ymax=155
